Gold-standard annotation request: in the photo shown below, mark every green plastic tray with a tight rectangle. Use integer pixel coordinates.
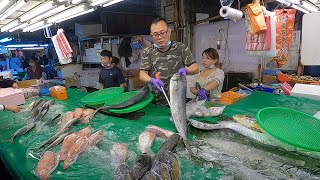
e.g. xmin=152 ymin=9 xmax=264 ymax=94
xmin=81 ymin=87 xmax=124 ymax=105
xmin=104 ymin=91 xmax=154 ymax=114
xmin=256 ymin=107 xmax=320 ymax=151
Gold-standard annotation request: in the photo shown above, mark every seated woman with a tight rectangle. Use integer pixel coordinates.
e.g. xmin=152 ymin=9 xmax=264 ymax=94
xmin=23 ymin=59 xmax=47 ymax=80
xmin=190 ymin=48 xmax=225 ymax=101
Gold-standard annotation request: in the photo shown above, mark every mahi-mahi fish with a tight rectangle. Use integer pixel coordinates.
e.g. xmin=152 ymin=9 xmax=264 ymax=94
xmin=9 ymin=122 xmax=36 ymax=142
xmin=88 ymin=85 xmax=150 ymax=121
xmin=169 ymin=73 xmax=193 ymax=154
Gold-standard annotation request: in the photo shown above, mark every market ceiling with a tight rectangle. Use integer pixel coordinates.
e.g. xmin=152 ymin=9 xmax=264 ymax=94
xmin=0 ymin=0 xmax=319 ymax=43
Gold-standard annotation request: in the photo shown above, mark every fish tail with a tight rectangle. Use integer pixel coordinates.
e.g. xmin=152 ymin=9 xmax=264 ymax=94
xmin=183 ymin=139 xmax=193 ymax=155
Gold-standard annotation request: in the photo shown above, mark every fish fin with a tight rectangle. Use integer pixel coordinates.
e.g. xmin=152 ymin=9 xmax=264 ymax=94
xmin=183 ymin=139 xmax=193 ymax=155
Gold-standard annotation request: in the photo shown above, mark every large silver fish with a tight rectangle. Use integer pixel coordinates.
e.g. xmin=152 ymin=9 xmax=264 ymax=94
xmin=9 ymin=122 xmax=36 ymax=142
xmin=169 ymin=73 xmax=193 ymax=154
xmin=40 ymin=132 xmax=70 ymax=156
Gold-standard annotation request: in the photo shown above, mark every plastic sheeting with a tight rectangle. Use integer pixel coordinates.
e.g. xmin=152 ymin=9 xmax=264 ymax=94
xmin=0 ymin=89 xmax=221 ymax=179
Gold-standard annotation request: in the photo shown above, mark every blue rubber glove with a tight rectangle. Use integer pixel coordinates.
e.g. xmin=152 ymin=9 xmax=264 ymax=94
xmin=197 ymin=88 xmax=208 ymax=101
xmin=178 ymin=68 xmax=188 ymax=76
xmin=150 ymin=78 xmax=164 ymax=92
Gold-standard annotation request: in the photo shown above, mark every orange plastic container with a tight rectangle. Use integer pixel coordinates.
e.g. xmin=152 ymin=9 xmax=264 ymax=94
xmin=50 ymin=86 xmax=68 ymax=100
xmin=220 ymin=91 xmax=243 ymax=105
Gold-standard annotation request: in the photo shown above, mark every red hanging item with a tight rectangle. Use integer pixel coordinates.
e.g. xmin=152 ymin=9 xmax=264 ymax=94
xmin=246 ymin=15 xmax=271 ymax=51
xmin=272 ymin=9 xmax=296 ymax=67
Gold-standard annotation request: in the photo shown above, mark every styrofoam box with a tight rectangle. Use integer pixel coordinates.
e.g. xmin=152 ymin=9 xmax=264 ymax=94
xmin=290 ymin=83 xmax=320 ymax=101
xmin=0 ymin=88 xmax=25 ymax=105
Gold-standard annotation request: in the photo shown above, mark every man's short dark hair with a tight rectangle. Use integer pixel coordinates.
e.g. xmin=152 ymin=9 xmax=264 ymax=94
xmin=151 ymin=17 xmax=168 ymax=25
xmin=100 ymin=50 xmax=112 ymax=58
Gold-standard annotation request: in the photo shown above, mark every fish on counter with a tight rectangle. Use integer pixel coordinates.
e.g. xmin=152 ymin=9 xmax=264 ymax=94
xmin=141 ymin=170 xmax=161 ymax=180
xmin=170 ymin=73 xmax=193 ymax=155
xmin=9 ymin=122 xmax=36 ymax=142
xmin=115 ymin=164 xmax=133 ymax=180
xmin=159 ymin=151 xmax=180 ymax=180
xmin=138 ymin=131 xmax=156 ymax=154
xmin=40 ymin=132 xmax=70 ymax=156
xmin=35 ymin=151 xmax=59 ymax=180
xmin=63 ymin=136 xmax=89 ymax=170
xmin=145 ymin=125 xmax=174 ymax=139
xmin=233 ymin=114 xmax=262 ymax=132
xmin=151 ymin=160 xmax=171 ymax=180
xmin=88 ymin=85 xmax=150 ymax=121
xmin=60 ymin=133 xmax=79 ymax=161
xmin=111 ymin=143 xmax=128 ymax=167
xmin=78 ymin=125 xmax=93 ymax=138
xmin=57 ymin=111 xmax=75 ymax=131
xmin=73 ymin=108 xmax=84 ymax=119
xmin=88 ymin=130 xmax=104 ymax=146
xmin=32 ymin=128 xmax=69 ymax=152
xmin=43 ymin=114 xmax=61 ymax=126
xmin=130 ymin=154 xmax=152 ymax=180
xmin=56 ymin=118 xmax=78 ymax=133
xmin=80 ymin=109 xmax=94 ymax=124
xmin=153 ymin=133 xmax=180 ymax=162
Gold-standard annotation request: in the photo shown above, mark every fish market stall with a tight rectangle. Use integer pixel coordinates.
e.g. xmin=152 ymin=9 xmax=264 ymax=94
xmin=0 ymin=88 xmax=320 ymax=179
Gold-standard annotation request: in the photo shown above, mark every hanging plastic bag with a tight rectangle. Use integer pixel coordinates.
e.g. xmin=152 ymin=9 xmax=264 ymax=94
xmin=51 ymin=29 xmax=73 ymax=65
xmin=245 ymin=14 xmax=271 ymax=51
xmin=244 ymin=0 xmax=267 ymax=34
xmin=272 ymin=9 xmax=296 ymax=67
xmin=247 ymin=9 xmax=277 ymax=57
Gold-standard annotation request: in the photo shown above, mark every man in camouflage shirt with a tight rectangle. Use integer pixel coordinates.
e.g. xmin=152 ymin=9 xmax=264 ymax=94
xmin=140 ymin=17 xmax=199 ymax=106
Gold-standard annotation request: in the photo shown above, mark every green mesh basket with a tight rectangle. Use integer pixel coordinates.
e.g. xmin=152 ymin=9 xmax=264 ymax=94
xmin=104 ymin=91 xmax=154 ymax=114
xmin=81 ymin=87 xmax=124 ymax=105
xmin=256 ymin=107 xmax=320 ymax=151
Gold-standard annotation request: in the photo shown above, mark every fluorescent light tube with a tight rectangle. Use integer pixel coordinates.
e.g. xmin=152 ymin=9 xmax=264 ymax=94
xmin=56 ymin=8 xmax=94 ymax=23
xmin=0 ymin=37 xmax=14 ymax=43
xmin=91 ymin=0 xmax=111 ymax=6
xmin=20 ymin=1 xmax=55 ymax=22
xmin=292 ymin=4 xmax=310 ymax=13
xmin=0 ymin=0 xmax=11 ymax=13
xmin=48 ymin=5 xmax=86 ymax=23
xmin=1 ymin=20 xmax=19 ymax=32
xmin=103 ymin=0 xmax=124 ymax=7
xmin=5 ymin=44 xmax=38 ymax=48
xmin=31 ymin=5 xmax=68 ymax=23
xmin=276 ymin=0 xmax=291 ymax=6
xmin=301 ymin=1 xmax=319 ymax=12
xmin=72 ymin=0 xmax=83 ymax=4
xmin=23 ymin=21 xmax=45 ymax=32
xmin=0 ymin=0 xmax=27 ymax=20
xmin=30 ymin=23 xmax=53 ymax=32
xmin=9 ymin=23 xmax=28 ymax=32
xmin=23 ymin=47 xmax=45 ymax=50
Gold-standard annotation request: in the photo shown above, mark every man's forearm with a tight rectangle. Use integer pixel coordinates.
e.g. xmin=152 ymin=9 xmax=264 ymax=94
xmin=187 ymin=63 xmax=200 ymax=75
xmin=139 ymin=70 xmax=151 ymax=83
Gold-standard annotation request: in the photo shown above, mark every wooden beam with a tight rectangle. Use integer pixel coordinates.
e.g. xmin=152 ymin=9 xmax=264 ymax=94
xmin=193 ymin=15 xmax=221 ymax=25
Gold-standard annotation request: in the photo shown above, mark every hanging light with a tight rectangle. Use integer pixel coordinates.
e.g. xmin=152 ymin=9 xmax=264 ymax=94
xmin=1 ymin=20 xmax=19 ymax=32
xmin=102 ymin=0 xmax=124 ymax=7
xmin=9 ymin=23 xmax=28 ymax=32
xmin=23 ymin=21 xmax=45 ymax=32
xmin=0 ymin=0 xmax=27 ymax=20
xmin=301 ymin=1 xmax=319 ymax=12
xmin=20 ymin=1 xmax=55 ymax=22
xmin=56 ymin=8 xmax=94 ymax=23
xmin=0 ymin=0 xmax=11 ymax=14
xmin=30 ymin=23 xmax=53 ymax=32
xmin=91 ymin=0 xmax=111 ymax=6
xmin=47 ymin=4 xmax=88 ymax=23
xmin=31 ymin=4 xmax=68 ymax=23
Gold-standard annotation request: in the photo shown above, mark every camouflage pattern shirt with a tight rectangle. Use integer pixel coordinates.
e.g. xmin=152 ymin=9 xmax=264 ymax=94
xmin=140 ymin=41 xmax=196 ymax=106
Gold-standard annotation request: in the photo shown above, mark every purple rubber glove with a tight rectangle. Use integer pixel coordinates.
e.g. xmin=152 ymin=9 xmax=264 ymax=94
xmin=178 ymin=68 xmax=188 ymax=76
xmin=197 ymin=88 xmax=208 ymax=101
xmin=150 ymin=78 xmax=164 ymax=92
